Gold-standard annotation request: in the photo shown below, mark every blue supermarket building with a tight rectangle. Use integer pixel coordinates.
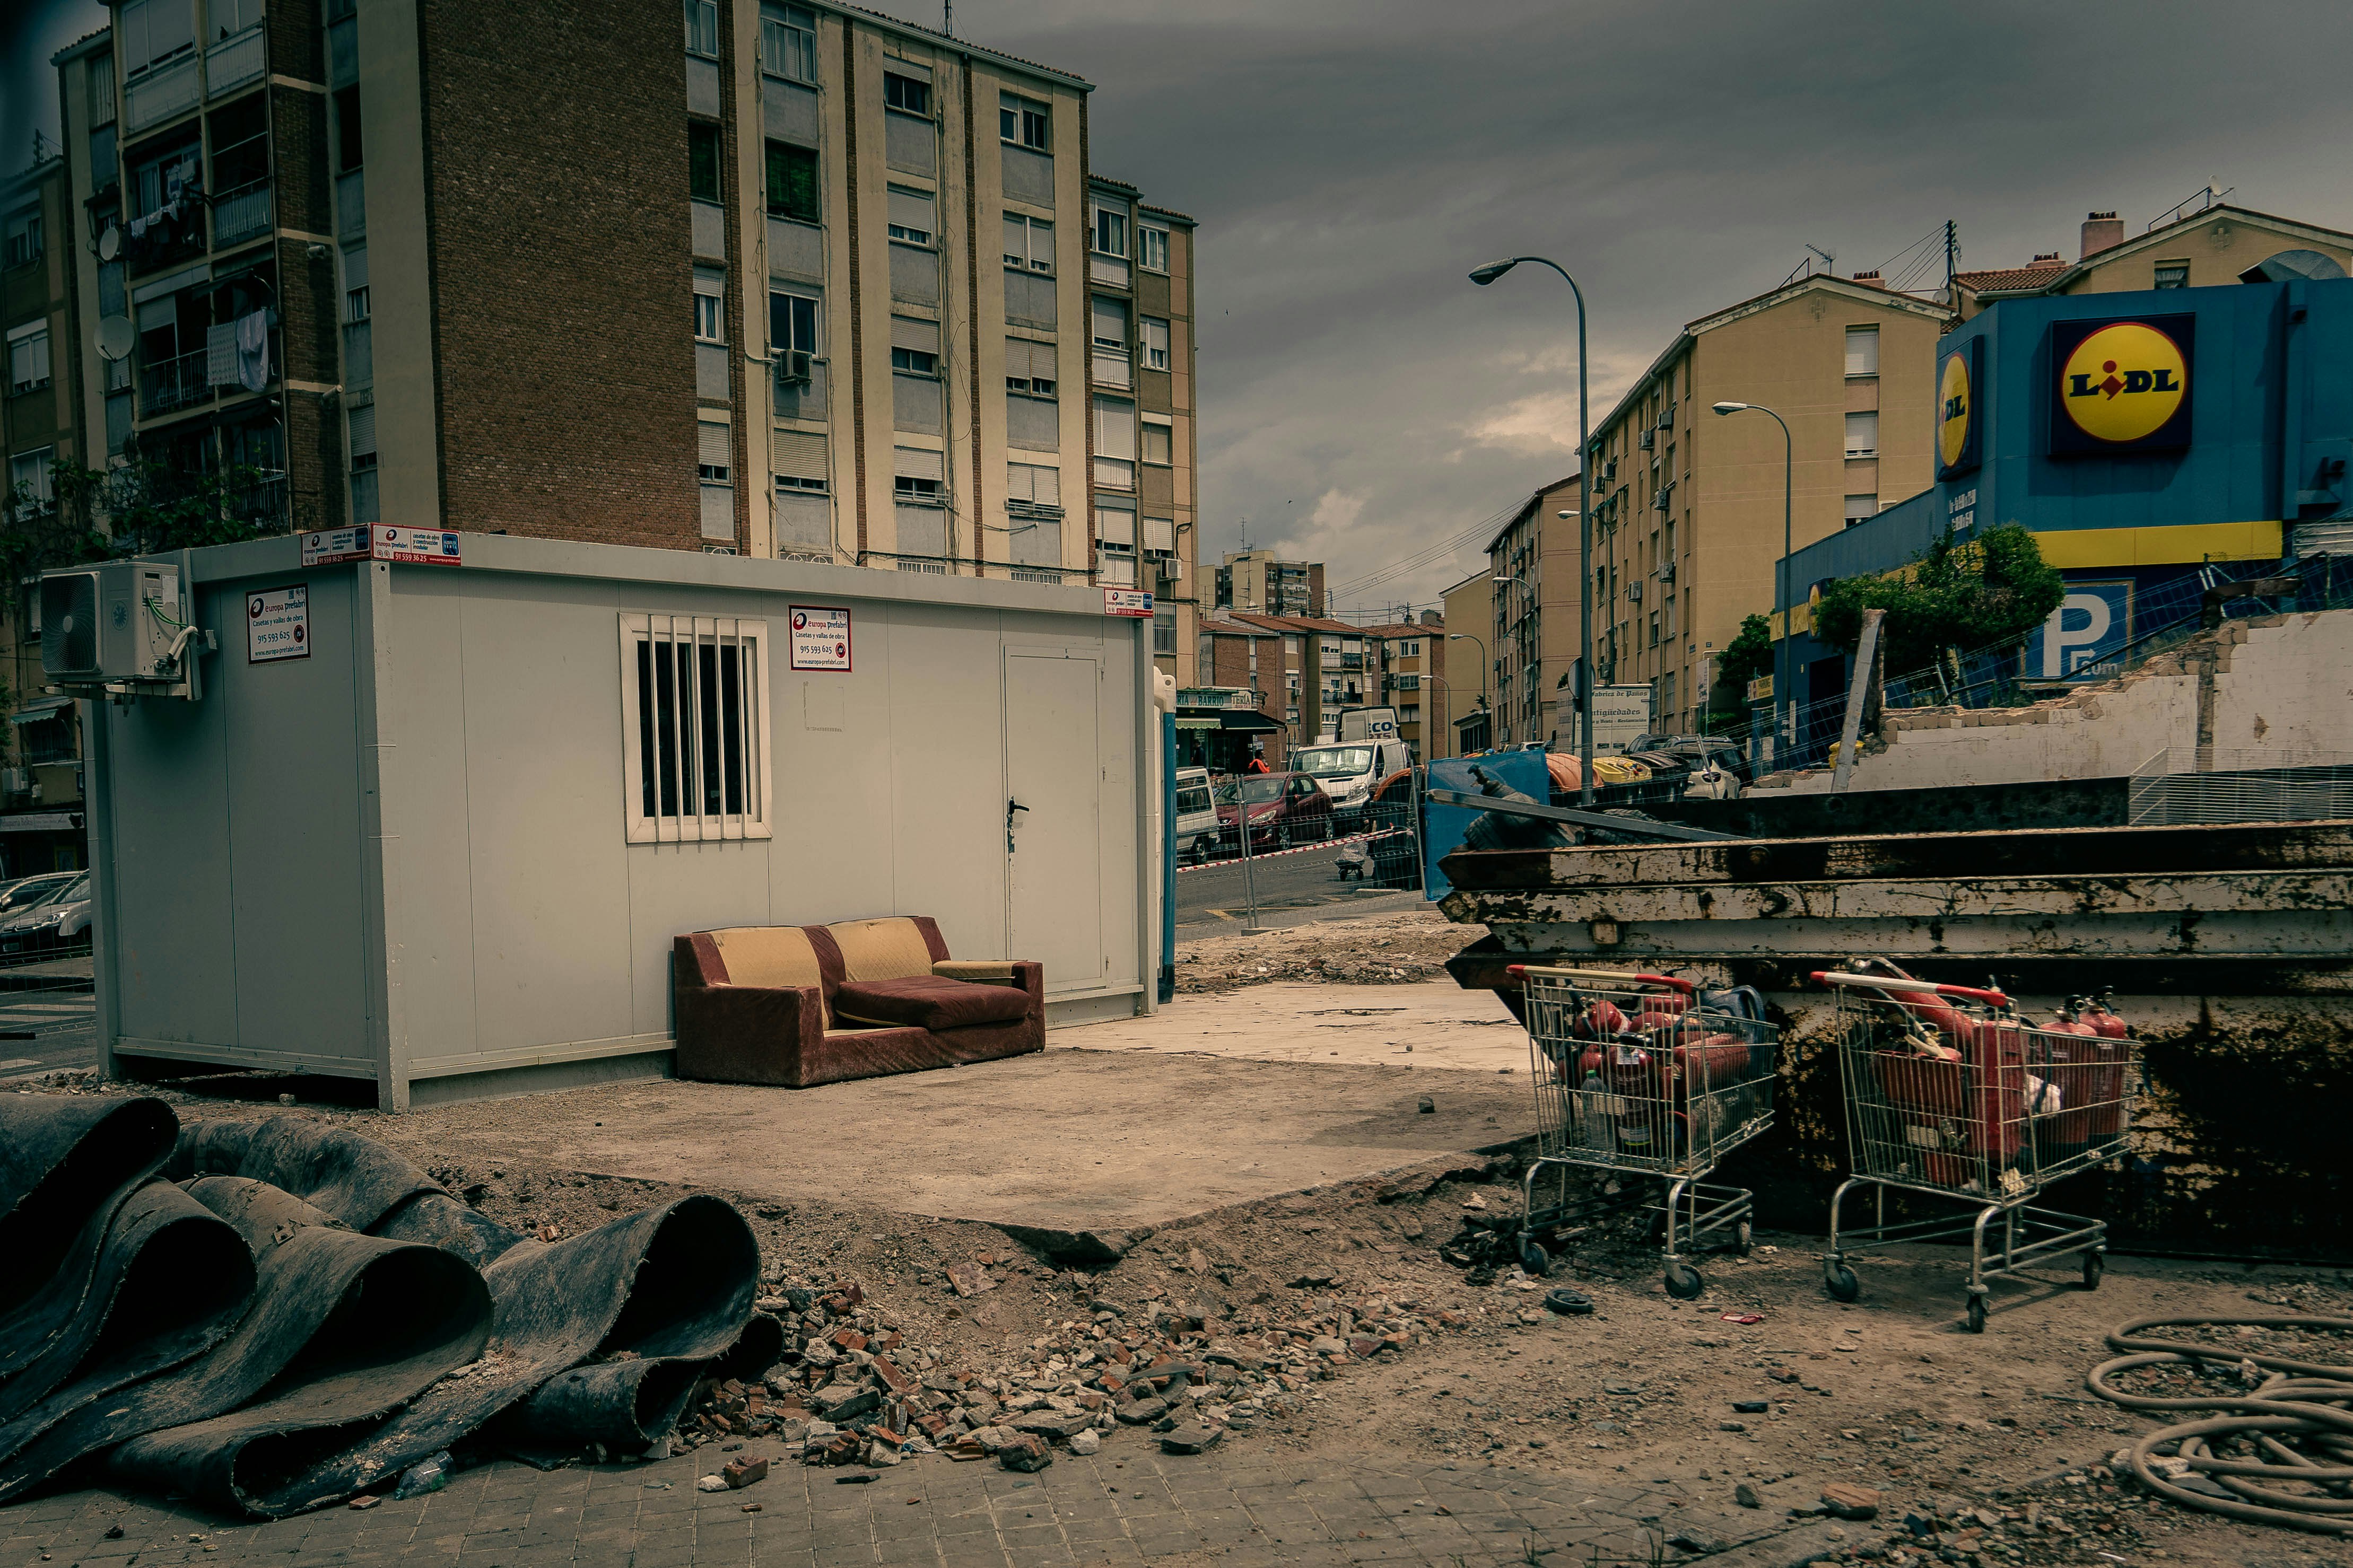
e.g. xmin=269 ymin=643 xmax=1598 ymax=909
xmin=1775 ymin=262 xmax=2353 ymax=746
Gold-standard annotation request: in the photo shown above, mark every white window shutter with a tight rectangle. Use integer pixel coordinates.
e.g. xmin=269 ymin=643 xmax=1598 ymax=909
xmin=893 ymin=445 xmax=944 ymax=481
xmin=347 ymin=403 xmax=377 ymax=460
xmin=699 ymin=421 xmax=732 ymax=472
xmin=890 ymin=316 xmax=939 ymax=353
xmin=772 ymin=427 xmax=825 ymax=481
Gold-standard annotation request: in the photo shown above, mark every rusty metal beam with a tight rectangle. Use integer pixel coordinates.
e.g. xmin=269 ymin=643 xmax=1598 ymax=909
xmin=1424 ymin=789 xmax=1741 ymax=843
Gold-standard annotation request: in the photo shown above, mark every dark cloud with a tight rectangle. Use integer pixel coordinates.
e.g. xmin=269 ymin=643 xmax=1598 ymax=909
xmin=2 ymin=0 xmax=107 ymax=181
xmin=949 ymin=0 xmax=2353 ymax=614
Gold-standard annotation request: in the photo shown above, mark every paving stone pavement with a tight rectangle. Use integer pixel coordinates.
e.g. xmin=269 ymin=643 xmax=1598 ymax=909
xmin=1 ymin=1435 xmax=1815 ymax=1568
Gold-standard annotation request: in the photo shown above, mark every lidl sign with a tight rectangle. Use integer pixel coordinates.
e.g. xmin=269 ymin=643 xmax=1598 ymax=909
xmin=2049 ymin=314 xmax=2194 ymax=455
xmin=1937 ymin=337 xmax=1981 ymax=479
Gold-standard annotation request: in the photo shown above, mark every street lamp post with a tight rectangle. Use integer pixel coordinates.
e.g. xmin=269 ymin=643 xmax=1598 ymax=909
xmin=1713 ymin=400 xmax=1793 ymax=764
xmin=1472 ymin=255 xmax=1594 ymax=804
xmin=1444 ymin=632 xmax=1491 ymax=755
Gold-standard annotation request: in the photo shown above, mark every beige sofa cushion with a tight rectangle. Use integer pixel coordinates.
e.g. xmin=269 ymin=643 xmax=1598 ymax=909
xmin=707 ymin=926 xmax=830 ymax=1028
xmin=827 ymin=917 xmax=935 ymax=982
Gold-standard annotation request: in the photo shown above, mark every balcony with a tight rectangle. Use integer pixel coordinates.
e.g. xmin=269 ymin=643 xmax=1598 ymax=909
xmin=125 ymin=204 xmax=206 ymax=274
xmin=141 ymin=349 xmax=211 ymax=418
xmin=212 ymin=181 xmax=272 ymax=248
xmin=124 ymin=56 xmax=199 ymax=133
xmin=227 ymin=472 xmax=287 ymax=526
xmin=206 ymin=27 xmax=267 ymax=96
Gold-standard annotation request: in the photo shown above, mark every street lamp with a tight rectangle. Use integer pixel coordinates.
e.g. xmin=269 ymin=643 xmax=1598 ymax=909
xmin=1713 ymin=400 xmax=1793 ymax=765
xmin=1472 ymin=255 xmax=1594 ymax=804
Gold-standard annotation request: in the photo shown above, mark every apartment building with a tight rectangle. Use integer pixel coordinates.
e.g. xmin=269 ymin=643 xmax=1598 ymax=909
xmin=1479 ymin=475 xmax=1580 ymax=747
xmin=1207 ymin=548 xmax=1323 ymax=619
xmin=1359 ymin=617 xmax=1444 ymax=760
xmin=1195 ymin=614 xmax=1288 ymax=750
xmin=2 ymin=151 xmax=93 ymax=874
xmin=1084 ymin=176 xmax=1199 ymax=676
xmin=1955 ymin=203 xmax=2353 ymax=320
xmin=50 ymin=0 xmax=1121 ymax=580
xmin=1439 ymin=568 xmax=1493 ymax=756
xmin=1583 ymin=274 xmax=1946 ymax=734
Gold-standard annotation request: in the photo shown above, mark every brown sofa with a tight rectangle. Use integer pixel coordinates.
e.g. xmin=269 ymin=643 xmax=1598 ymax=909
xmin=673 ymin=915 xmax=1044 ymax=1088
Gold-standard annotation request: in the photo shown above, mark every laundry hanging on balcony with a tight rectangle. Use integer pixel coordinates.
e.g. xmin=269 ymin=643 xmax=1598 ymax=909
xmin=234 ymin=310 xmax=271 ymax=393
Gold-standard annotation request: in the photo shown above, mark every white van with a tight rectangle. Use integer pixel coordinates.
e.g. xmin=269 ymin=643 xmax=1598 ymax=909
xmin=1289 ymin=740 xmax=1412 ymax=825
xmin=1174 ymin=766 xmax=1221 ymax=863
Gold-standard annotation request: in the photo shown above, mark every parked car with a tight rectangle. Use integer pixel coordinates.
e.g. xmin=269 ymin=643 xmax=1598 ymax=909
xmin=1215 ymin=771 xmax=1334 ymax=852
xmin=1289 ymin=740 xmax=1414 ymax=826
xmin=1174 ymin=767 xmax=1222 ymax=864
xmin=0 ymin=872 xmax=91 ymax=958
xmin=1628 ymin=732 xmax=1753 ymax=784
xmin=0 ymin=872 xmax=76 ymax=920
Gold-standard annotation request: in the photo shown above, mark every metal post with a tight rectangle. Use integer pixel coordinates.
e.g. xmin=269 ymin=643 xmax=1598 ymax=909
xmin=1239 ymin=783 xmax=1265 ymax=934
xmin=1159 ymin=711 xmax=1176 ymax=1002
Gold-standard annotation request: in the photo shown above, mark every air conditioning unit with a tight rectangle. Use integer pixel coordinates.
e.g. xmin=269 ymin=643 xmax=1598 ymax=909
xmin=1628 ymin=580 xmax=1644 ymax=602
xmin=1658 ymin=403 xmax=1676 ymax=431
xmin=1637 ymin=429 xmax=1655 ymax=451
xmin=1 ymin=768 xmax=25 ymax=797
xmin=1601 ymin=459 xmax=1618 ymax=481
xmin=42 ymin=561 xmax=203 ymax=690
xmin=776 ymin=351 xmax=813 ymax=386
xmin=1657 ymin=559 xmax=1676 ymax=584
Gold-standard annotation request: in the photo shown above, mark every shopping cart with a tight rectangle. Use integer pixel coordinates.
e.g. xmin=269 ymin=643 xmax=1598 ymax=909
xmin=1814 ymin=969 xmax=2139 ymax=1332
xmin=1507 ymin=965 xmax=1780 ymax=1298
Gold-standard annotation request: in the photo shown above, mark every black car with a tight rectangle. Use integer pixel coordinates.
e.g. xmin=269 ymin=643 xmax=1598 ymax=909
xmin=1628 ymin=732 xmax=1752 ymax=784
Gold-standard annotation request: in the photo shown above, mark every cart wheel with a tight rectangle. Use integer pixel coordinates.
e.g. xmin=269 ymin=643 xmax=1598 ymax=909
xmin=1734 ymin=1220 xmax=1754 ymax=1256
xmin=1520 ymin=1239 xmax=1551 ymax=1277
xmin=1824 ymin=1263 xmax=1861 ymax=1302
xmin=2081 ymin=1251 xmax=2105 ymax=1291
xmin=1663 ymin=1261 xmax=1704 ymax=1300
xmin=1964 ymin=1295 xmax=1989 ymax=1334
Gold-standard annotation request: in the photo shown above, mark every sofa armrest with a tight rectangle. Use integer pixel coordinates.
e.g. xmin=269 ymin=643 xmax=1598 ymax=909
xmin=674 ymin=983 xmax=825 ymax=1084
xmin=933 ymin=960 xmax=1021 ymax=982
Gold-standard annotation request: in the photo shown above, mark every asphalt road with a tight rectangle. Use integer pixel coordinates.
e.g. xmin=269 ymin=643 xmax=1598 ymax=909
xmin=1174 ymin=836 xmax=1424 ymax=934
xmin=0 ymin=982 xmax=98 ymax=1079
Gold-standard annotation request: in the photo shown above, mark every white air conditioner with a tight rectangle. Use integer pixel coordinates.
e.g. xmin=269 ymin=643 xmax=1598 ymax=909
xmin=1658 ymin=403 xmax=1676 ymax=431
xmin=776 ymin=351 xmax=813 ymax=386
xmin=1657 ymin=559 xmax=1676 ymax=584
xmin=1628 ymin=580 xmax=1644 ymax=602
xmin=1601 ymin=459 xmax=1618 ymax=481
xmin=41 ymin=560 xmax=208 ymax=693
xmin=1637 ymin=428 xmax=1655 ymax=451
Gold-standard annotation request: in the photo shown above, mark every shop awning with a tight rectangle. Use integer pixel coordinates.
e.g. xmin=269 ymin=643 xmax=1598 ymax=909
xmin=9 ymin=697 xmax=72 ymax=725
xmin=1177 ymin=707 xmax=1282 ymax=735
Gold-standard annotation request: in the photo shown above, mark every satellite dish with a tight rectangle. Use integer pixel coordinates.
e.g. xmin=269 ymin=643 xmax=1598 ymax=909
xmin=95 ymin=316 xmax=135 ymax=362
xmin=2239 ymin=249 xmax=2348 ymax=285
xmin=97 ymin=223 xmax=120 ymax=262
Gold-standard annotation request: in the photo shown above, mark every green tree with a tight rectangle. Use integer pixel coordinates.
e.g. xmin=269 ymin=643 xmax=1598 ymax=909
xmin=1699 ymin=612 xmax=1774 ymax=735
xmin=1811 ymin=523 xmax=2064 ymax=679
xmin=4 ymin=455 xmax=287 ymax=588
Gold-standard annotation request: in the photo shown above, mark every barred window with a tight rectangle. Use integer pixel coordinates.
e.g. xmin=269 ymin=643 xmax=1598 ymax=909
xmin=620 ymin=613 xmax=772 ymax=843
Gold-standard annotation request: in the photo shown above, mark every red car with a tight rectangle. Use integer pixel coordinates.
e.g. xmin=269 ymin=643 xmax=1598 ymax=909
xmin=1215 ymin=771 xmax=1335 ymax=852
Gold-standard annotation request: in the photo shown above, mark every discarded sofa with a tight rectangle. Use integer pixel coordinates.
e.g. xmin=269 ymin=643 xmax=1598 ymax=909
xmin=673 ymin=915 xmax=1044 ymax=1088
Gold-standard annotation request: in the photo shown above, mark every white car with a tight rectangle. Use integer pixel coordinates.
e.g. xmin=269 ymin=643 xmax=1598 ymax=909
xmin=1289 ymin=740 xmax=1413 ymax=824
xmin=0 ymin=872 xmax=91 ymax=957
xmin=1174 ymin=767 xmax=1222 ymax=863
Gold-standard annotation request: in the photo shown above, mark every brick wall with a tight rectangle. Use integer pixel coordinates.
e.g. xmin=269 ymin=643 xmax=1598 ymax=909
xmin=271 ymin=85 xmax=330 ymax=236
xmin=269 ymin=0 xmax=324 ymax=85
xmin=277 ymin=235 xmax=337 ymax=384
xmin=286 ymin=389 xmax=342 ymax=533
xmin=417 ymin=0 xmax=698 ymax=546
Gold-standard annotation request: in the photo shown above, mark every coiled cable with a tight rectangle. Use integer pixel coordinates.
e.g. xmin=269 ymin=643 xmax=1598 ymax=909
xmin=2087 ymin=1315 xmax=2353 ymax=1535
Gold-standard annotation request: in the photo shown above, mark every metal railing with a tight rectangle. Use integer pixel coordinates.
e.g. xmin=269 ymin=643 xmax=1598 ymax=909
xmin=141 ymin=349 xmax=211 ymax=417
xmin=2128 ymin=747 xmax=2353 ymax=827
xmin=211 ymin=181 xmax=272 ymax=247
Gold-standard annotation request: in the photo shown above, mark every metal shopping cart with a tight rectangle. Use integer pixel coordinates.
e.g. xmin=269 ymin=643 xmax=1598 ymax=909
xmin=1814 ymin=969 xmax=2140 ymax=1332
xmin=1507 ymin=965 xmax=1780 ymax=1299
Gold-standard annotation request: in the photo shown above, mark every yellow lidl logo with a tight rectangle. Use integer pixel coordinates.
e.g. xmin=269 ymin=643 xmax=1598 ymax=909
xmin=1938 ymin=351 xmax=1972 ymax=468
xmin=2061 ymin=321 xmax=2187 ymax=443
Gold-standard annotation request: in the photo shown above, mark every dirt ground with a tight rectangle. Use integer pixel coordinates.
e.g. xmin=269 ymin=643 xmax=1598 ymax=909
xmin=1175 ymin=909 xmax=1485 ymax=992
xmin=20 ymin=906 xmax=2353 ymax=1566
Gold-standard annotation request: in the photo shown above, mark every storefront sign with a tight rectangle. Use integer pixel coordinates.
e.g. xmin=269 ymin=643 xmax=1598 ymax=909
xmin=301 ymin=527 xmax=369 ymax=566
xmin=1937 ymin=337 xmax=1982 ymax=478
xmin=1590 ymin=685 xmax=1654 ymax=751
xmin=789 ymin=605 xmax=852 ymax=670
xmin=246 ymin=585 xmax=309 ymax=663
xmin=1102 ymin=588 xmax=1154 ymax=617
xmin=2028 ymin=579 xmax=2136 ymax=678
xmin=2050 ymin=315 xmax=2194 ymax=455
xmin=372 ymin=526 xmax=463 ymax=564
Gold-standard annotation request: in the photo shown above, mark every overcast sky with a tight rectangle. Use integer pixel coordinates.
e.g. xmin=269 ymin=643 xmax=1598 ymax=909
xmin=13 ymin=0 xmax=2353 ymax=617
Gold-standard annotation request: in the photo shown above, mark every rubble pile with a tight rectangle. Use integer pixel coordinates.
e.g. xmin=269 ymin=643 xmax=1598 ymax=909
xmin=668 ymin=1259 xmax=1497 ymax=1472
xmin=1175 ymin=912 xmax=1483 ymax=994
